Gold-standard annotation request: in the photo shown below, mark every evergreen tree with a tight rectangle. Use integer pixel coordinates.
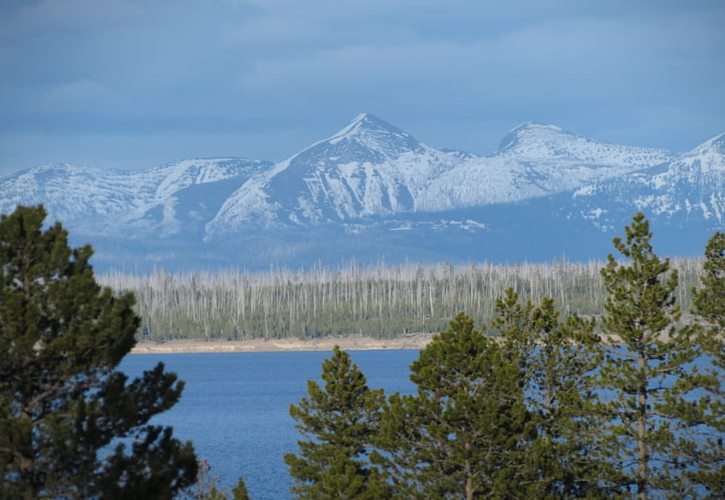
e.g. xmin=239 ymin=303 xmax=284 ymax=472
xmin=0 ymin=206 xmax=197 ymax=498
xmin=489 ymin=288 xmax=535 ymax=370
xmin=284 ymin=346 xmax=386 ymax=499
xmin=375 ymin=313 xmax=533 ymax=499
xmin=693 ymin=231 xmax=725 ymax=329
xmin=182 ymin=460 xmax=251 ymax=500
xmin=679 ymin=231 xmax=724 ymax=496
xmin=490 ymin=290 xmax=614 ymax=497
xmin=596 ymin=212 xmax=703 ymax=498
xmin=230 ymin=476 xmax=250 ymax=500
xmin=525 ymin=298 xmax=617 ymax=497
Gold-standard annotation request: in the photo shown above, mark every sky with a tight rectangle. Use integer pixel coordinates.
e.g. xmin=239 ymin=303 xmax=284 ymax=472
xmin=0 ymin=0 xmax=724 ymax=176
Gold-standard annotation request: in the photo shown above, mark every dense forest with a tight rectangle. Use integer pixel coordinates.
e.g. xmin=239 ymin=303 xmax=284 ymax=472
xmin=100 ymin=258 xmax=704 ymax=341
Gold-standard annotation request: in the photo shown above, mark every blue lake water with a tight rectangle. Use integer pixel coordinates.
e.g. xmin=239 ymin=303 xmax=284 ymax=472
xmin=120 ymin=350 xmax=419 ymax=499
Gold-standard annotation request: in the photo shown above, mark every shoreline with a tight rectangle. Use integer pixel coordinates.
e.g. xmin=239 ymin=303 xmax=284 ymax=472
xmin=130 ymin=334 xmax=434 ymax=354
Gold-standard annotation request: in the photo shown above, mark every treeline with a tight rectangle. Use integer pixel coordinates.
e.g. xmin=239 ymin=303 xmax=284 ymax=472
xmin=284 ymin=217 xmax=724 ymax=499
xmin=100 ymin=258 xmax=704 ymax=341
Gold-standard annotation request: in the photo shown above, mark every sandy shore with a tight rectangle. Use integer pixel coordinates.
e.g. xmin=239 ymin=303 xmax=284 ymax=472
xmin=130 ymin=334 xmax=434 ymax=354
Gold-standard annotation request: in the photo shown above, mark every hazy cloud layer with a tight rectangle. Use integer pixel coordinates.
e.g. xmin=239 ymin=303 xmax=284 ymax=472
xmin=1 ymin=0 xmax=723 ymax=174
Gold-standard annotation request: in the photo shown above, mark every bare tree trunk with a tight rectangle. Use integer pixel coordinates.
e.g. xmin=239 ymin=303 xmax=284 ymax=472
xmin=19 ymin=410 xmax=36 ymax=500
xmin=638 ymin=351 xmax=648 ymax=500
xmin=21 ymin=456 xmax=35 ymax=500
xmin=464 ymin=446 xmax=474 ymax=500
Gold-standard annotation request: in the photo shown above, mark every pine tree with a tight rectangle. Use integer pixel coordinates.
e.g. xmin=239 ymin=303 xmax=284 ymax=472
xmin=526 ymin=298 xmax=618 ymax=497
xmin=490 ymin=290 xmax=614 ymax=497
xmin=693 ymin=231 xmax=724 ymax=329
xmin=375 ymin=313 xmax=533 ymax=499
xmin=596 ymin=212 xmax=703 ymax=498
xmin=182 ymin=460 xmax=251 ymax=500
xmin=489 ymin=288 xmax=535 ymax=370
xmin=284 ymin=346 xmax=386 ymax=499
xmin=0 ymin=206 xmax=197 ymax=498
xmin=679 ymin=231 xmax=724 ymax=496
xmin=230 ymin=476 xmax=250 ymax=500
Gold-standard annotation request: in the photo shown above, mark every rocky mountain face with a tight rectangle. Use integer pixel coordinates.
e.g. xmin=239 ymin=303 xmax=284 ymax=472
xmin=569 ymin=132 xmax=725 ymax=233
xmin=1 ymin=158 xmax=272 ymax=237
xmin=0 ymin=114 xmax=722 ymax=270
xmin=206 ymin=113 xmax=469 ymax=236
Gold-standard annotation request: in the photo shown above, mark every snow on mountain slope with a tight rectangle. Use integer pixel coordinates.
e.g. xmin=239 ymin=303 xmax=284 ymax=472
xmin=572 ymin=131 xmax=725 ymax=226
xmin=120 ymin=158 xmax=272 ymax=235
xmin=416 ymin=156 xmax=550 ymax=211
xmin=414 ymin=123 xmax=673 ymax=212
xmin=207 ymin=115 xmax=676 ymax=237
xmin=0 ymin=158 xmax=272 ymax=236
xmin=1 ymin=114 xmax=722 ymax=269
xmin=0 ymin=164 xmax=138 ymax=232
xmin=498 ymin=122 xmax=672 ymax=166
xmin=206 ymin=114 xmax=467 ymax=236
xmin=139 ymin=158 xmax=270 ymax=201
xmin=201 ymin=116 xmax=722 ymax=240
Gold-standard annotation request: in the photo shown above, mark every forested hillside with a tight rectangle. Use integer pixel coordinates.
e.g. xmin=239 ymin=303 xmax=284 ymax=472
xmin=100 ymin=258 xmax=704 ymax=341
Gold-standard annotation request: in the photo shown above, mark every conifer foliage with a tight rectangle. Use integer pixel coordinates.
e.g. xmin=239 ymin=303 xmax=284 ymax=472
xmin=285 ymin=346 xmax=386 ymax=499
xmin=287 ymin=214 xmax=722 ymax=499
xmin=375 ymin=313 xmax=533 ymax=499
xmin=685 ymin=231 xmax=724 ymax=496
xmin=693 ymin=231 xmax=725 ymax=329
xmin=596 ymin=212 xmax=705 ymax=498
xmin=0 ymin=206 xmax=197 ymax=498
xmin=496 ymin=292 xmax=613 ymax=497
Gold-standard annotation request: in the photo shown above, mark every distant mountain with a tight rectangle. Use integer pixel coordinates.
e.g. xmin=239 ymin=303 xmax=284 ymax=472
xmin=0 ymin=158 xmax=272 ymax=237
xmin=206 ymin=113 xmax=469 ymax=236
xmin=570 ymin=132 xmax=725 ymax=232
xmin=497 ymin=122 xmax=671 ymax=165
xmin=0 ymin=114 xmax=722 ymax=270
xmin=419 ymin=122 xmax=672 ymax=212
xmin=207 ymin=115 xmax=673 ymax=236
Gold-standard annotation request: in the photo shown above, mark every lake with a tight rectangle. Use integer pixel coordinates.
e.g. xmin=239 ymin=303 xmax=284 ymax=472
xmin=120 ymin=350 xmax=419 ymax=499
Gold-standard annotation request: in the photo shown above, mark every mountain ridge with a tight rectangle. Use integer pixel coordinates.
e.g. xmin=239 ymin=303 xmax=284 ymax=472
xmin=1 ymin=114 xmax=722 ymax=270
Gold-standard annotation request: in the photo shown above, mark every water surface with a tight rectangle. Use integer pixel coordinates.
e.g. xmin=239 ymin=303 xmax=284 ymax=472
xmin=121 ymin=350 xmax=419 ymax=499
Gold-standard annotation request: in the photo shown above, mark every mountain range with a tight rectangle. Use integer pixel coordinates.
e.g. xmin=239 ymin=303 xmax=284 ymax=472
xmin=1 ymin=113 xmax=723 ymax=270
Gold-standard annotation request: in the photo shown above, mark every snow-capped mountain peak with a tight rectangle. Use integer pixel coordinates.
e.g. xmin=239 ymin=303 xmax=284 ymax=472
xmin=496 ymin=121 xmax=672 ymax=168
xmin=1 ymin=115 xmax=723 ymax=269
xmin=330 ymin=112 xmax=413 ymax=141
xmin=571 ymin=130 xmax=725 ymax=226
xmin=690 ymin=131 xmax=725 ymax=157
xmin=660 ymin=131 xmax=725 ymax=187
xmin=328 ymin=112 xmax=379 ymax=141
xmin=300 ymin=112 xmax=421 ymax=162
xmin=205 ymin=114 xmax=464 ymax=234
xmin=498 ymin=122 xmax=574 ymax=153
xmin=25 ymin=162 xmax=108 ymax=178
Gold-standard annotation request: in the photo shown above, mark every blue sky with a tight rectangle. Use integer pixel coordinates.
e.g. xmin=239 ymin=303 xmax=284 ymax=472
xmin=1 ymin=0 xmax=723 ymax=175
